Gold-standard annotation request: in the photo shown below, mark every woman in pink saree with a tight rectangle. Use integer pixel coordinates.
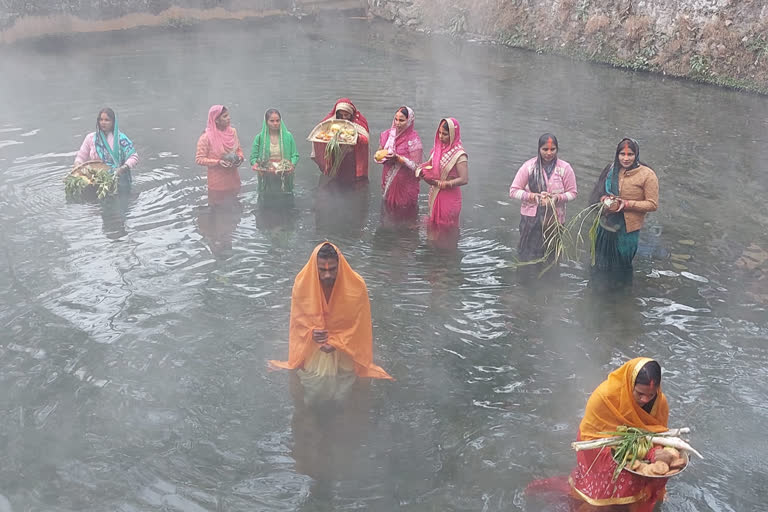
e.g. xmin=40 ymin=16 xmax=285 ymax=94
xmin=417 ymin=118 xmax=468 ymax=232
xmin=375 ymin=106 xmax=423 ymax=216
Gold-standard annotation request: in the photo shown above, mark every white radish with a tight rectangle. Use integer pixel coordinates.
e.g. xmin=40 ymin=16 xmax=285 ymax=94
xmin=650 ymin=436 xmax=703 ymax=459
xmin=660 ymin=427 xmax=691 ymax=436
xmin=571 ymin=428 xmax=701 ymax=459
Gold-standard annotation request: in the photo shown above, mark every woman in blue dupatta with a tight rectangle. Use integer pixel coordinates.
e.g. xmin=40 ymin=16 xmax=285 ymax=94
xmin=74 ymin=108 xmax=138 ymax=190
xmin=250 ymin=108 xmax=300 ymax=202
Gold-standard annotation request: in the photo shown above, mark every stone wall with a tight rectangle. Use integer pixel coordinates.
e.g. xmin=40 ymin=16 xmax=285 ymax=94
xmin=2 ymin=0 xmax=765 ymax=92
xmin=369 ymin=0 xmax=768 ymax=93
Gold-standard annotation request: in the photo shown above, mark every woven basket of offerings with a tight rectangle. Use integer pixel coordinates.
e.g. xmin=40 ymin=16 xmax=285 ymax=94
xmin=307 ymin=119 xmax=358 ymax=145
xmin=64 ymin=160 xmax=116 ymax=201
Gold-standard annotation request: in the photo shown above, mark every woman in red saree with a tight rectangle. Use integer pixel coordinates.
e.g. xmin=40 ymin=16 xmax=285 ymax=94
xmin=311 ymin=98 xmax=370 ymax=185
xmin=528 ymin=358 xmax=670 ymax=511
xmin=569 ymin=358 xmax=670 ymax=511
xmin=375 ymin=106 xmax=423 ymax=216
xmin=417 ymin=118 xmax=468 ymax=234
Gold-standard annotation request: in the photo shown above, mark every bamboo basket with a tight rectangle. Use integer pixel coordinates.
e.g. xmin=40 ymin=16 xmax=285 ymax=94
xmin=307 ymin=119 xmax=358 ymax=145
xmin=68 ymin=160 xmax=110 ymax=178
xmin=64 ymin=160 xmax=114 ymax=201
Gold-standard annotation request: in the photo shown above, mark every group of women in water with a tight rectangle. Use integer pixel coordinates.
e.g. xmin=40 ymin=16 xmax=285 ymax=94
xmin=74 ymin=98 xmax=658 ymax=274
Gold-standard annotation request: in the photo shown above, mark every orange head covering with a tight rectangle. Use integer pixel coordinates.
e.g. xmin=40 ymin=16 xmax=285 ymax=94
xmin=269 ymin=242 xmax=393 ymax=380
xmin=579 ymin=357 xmax=669 ymax=440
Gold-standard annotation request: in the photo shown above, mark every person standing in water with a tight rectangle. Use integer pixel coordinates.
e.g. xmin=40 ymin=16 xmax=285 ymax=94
xmin=250 ymin=108 xmax=300 ymax=202
xmin=509 ymin=133 xmax=577 ymax=263
xmin=310 ymin=98 xmax=370 ymax=185
xmin=269 ymin=242 xmax=393 ymax=392
xmin=589 ymin=138 xmax=659 ymax=278
xmin=74 ymin=107 xmax=138 ymax=191
xmin=195 ymin=105 xmax=244 ymax=198
xmin=569 ymin=358 xmax=669 ymax=511
xmin=375 ymin=106 xmax=423 ymax=219
xmin=417 ymin=118 xmax=468 ymax=246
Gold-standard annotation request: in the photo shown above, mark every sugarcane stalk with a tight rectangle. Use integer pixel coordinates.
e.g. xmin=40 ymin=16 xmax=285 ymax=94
xmin=571 ymin=437 xmax=624 ymax=451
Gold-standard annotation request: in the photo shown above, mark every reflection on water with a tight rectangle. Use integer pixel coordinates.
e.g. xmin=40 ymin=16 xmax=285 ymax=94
xmin=289 ymin=374 xmax=370 ymax=481
xmin=0 ymin=16 xmax=767 ymax=512
xmin=313 ymin=179 xmax=370 ymax=241
xmin=99 ymin=188 xmax=135 ymax=240
xmin=196 ymin=190 xmax=243 ymax=260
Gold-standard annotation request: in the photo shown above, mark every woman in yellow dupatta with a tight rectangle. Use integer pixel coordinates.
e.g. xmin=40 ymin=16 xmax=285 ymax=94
xmin=569 ymin=357 xmax=670 ymax=511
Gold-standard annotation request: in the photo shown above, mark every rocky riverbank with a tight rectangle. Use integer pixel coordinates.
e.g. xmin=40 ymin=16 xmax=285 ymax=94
xmin=1 ymin=0 xmax=765 ymax=93
xmin=368 ymin=0 xmax=768 ymax=94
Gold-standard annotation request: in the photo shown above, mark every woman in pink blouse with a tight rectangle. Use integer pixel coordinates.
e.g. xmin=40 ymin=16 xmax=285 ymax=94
xmin=509 ymin=133 xmax=577 ymax=263
xmin=74 ymin=107 xmax=138 ymax=190
xmin=195 ymin=105 xmax=244 ymax=198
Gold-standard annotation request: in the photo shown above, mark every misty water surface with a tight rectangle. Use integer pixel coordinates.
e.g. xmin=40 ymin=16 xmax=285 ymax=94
xmin=0 ymin=16 xmax=767 ymax=512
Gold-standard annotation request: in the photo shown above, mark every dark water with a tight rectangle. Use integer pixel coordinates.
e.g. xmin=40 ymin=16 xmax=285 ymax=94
xmin=1 ymin=17 xmax=767 ymax=511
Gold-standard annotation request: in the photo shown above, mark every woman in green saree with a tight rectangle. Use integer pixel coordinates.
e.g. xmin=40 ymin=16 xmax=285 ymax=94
xmin=250 ymin=109 xmax=300 ymax=201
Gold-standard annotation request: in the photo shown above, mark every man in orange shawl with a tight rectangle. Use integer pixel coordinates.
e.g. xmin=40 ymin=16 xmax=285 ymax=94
xmin=269 ymin=242 xmax=392 ymax=383
xmin=569 ymin=357 xmax=669 ymax=511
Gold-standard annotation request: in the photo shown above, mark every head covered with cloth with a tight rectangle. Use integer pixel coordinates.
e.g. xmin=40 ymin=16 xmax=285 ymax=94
xmin=205 ymin=105 xmax=238 ymax=158
xmin=314 ymin=98 xmax=370 ymax=181
xmin=579 ymin=357 xmax=668 ymax=440
xmin=269 ymin=242 xmax=392 ymax=380
xmin=94 ymin=107 xmax=136 ymax=170
xmin=568 ymin=357 xmax=669 ymax=510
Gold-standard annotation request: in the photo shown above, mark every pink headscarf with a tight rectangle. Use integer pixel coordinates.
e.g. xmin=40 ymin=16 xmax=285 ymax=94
xmin=430 ymin=118 xmax=464 ymax=174
xmin=205 ymin=105 xmax=237 ymax=158
xmin=380 ymin=106 xmax=421 ymax=156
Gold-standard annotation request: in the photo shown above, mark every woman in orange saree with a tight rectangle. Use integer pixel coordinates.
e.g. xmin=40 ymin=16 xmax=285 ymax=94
xmin=568 ymin=357 xmax=670 ymax=511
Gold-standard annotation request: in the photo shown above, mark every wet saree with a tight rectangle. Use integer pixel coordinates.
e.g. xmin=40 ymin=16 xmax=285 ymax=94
xmin=421 ymin=118 xmax=466 ymax=229
xmin=569 ymin=358 xmax=670 ymax=511
xmin=311 ymin=98 xmax=370 ymax=184
xmin=378 ymin=106 xmax=423 ymax=210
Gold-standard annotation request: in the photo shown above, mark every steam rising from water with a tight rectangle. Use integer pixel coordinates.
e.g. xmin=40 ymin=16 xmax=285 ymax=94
xmin=0 ymin=16 xmax=767 ymax=512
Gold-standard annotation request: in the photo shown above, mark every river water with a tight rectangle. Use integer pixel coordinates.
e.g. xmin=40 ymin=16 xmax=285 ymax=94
xmin=0 ymin=16 xmax=767 ymax=512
